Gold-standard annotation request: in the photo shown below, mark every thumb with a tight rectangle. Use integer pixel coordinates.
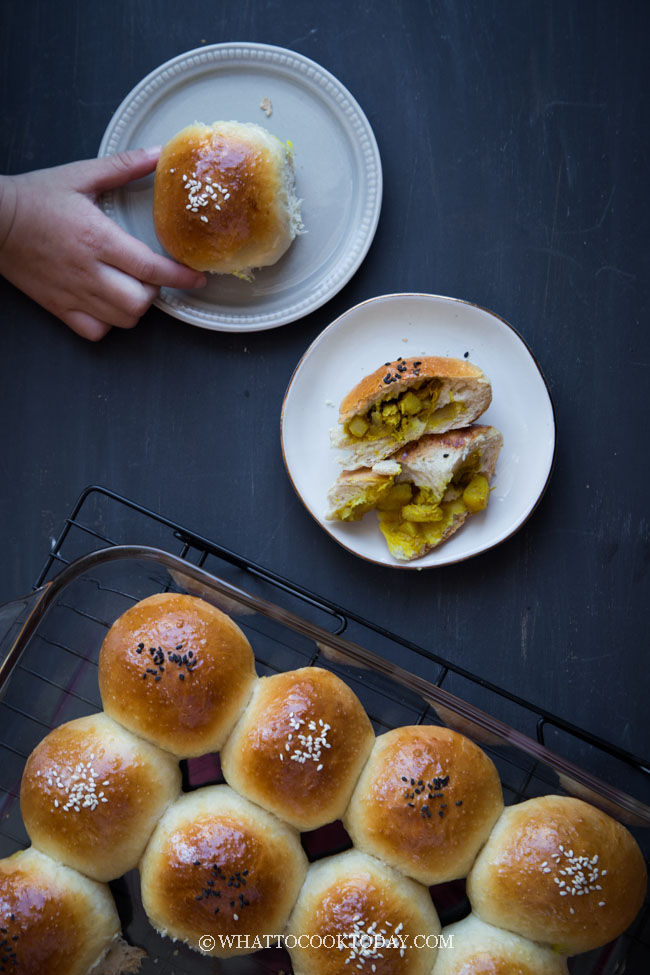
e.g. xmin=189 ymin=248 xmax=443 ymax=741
xmin=78 ymin=146 xmax=163 ymax=195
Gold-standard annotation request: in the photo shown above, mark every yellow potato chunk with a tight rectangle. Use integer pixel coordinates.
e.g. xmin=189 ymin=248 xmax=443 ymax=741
xmin=462 ymin=474 xmax=489 ymax=513
xmin=348 ymin=416 xmax=369 ymax=438
xmin=399 ymin=391 xmax=422 ymax=415
xmin=376 ymin=482 xmax=413 ymax=510
xmin=401 ymin=503 xmax=443 ymax=522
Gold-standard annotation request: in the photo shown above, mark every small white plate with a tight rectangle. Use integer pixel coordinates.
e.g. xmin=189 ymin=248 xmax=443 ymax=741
xmin=281 ymin=293 xmax=556 ymax=568
xmin=98 ymin=42 xmax=382 ymax=332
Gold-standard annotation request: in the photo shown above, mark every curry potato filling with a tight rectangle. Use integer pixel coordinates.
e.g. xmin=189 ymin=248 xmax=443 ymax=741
xmin=344 ymin=381 xmax=465 ymax=442
xmin=331 ymin=451 xmax=491 ymax=559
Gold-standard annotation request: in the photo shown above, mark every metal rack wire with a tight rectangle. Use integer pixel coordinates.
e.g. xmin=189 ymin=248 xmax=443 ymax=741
xmin=0 ymin=484 xmax=648 ymax=974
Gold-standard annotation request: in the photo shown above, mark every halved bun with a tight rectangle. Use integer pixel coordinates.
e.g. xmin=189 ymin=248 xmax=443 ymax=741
xmin=431 ymin=915 xmax=569 ymax=975
xmin=331 ymin=356 xmax=492 ymax=469
xmin=327 ymin=425 xmax=503 ymax=560
xmin=153 ymin=120 xmax=303 ymax=276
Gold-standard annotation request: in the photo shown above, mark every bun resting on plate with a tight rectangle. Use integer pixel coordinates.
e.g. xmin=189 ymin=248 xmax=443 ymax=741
xmin=20 ymin=712 xmax=181 ymax=882
xmin=285 ymin=848 xmax=441 ymax=975
xmin=330 ymin=356 xmax=492 ymax=470
xmin=98 ymin=593 xmax=257 ymax=758
xmin=153 ymin=120 xmax=303 ymax=277
xmin=221 ymin=666 xmax=375 ymax=830
xmin=327 ymin=425 xmax=503 ymax=561
xmin=0 ymin=847 xmax=120 ymax=975
xmin=431 ymin=914 xmax=569 ymax=975
xmin=466 ymin=795 xmax=647 ymax=955
xmin=343 ymin=725 xmax=503 ymax=886
xmin=139 ymin=785 xmax=308 ymax=957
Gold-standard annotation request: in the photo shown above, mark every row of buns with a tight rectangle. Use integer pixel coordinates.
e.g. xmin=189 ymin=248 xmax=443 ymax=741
xmin=2 ymin=591 xmax=646 ymax=973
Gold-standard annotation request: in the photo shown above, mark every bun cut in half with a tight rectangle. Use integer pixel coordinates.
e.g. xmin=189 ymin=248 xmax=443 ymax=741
xmin=20 ymin=712 xmax=181 ymax=882
xmin=98 ymin=593 xmax=256 ymax=758
xmin=327 ymin=425 xmax=503 ymax=560
xmin=331 ymin=356 xmax=492 ymax=470
xmin=344 ymin=725 xmax=503 ymax=886
xmin=139 ymin=785 xmax=308 ymax=957
xmin=431 ymin=915 xmax=569 ymax=975
xmin=285 ymin=848 xmax=441 ymax=975
xmin=466 ymin=795 xmax=647 ymax=955
xmin=220 ymin=666 xmax=375 ymax=830
xmin=0 ymin=847 xmax=120 ymax=975
xmin=153 ymin=120 xmax=303 ymax=277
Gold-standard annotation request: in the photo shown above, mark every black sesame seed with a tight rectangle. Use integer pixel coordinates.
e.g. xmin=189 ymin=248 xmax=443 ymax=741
xmin=383 ymin=373 xmax=392 ymax=383
xmin=443 ymin=453 xmax=449 ymax=458
xmin=154 ymin=676 xmax=161 ymax=682
xmin=179 ymin=673 xmax=185 ymax=680
xmin=176 ymin=644 xmax=183 ymax=650
xmin=464 ymin=351 xmax=469 ymax=358
xmin=456 ymin=800 xmax=463 ymax=806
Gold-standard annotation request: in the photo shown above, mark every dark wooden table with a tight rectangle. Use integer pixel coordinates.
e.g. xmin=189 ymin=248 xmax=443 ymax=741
xmin=1 ymin=0 xmax=648 ymax=798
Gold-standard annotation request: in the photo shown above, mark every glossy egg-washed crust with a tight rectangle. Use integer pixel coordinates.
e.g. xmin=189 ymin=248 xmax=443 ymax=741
xmin=431 ymin=915 xmax=569 ymax=975
xmin=339 ymin=356 xmax=489 ymax=422
xmin=98 ymin=593 xmax=256 ymax=758
xmin=286 ymin=849 xmax=440 ymax=975
xmin=153 ymin=122 xmax=294 ymax=273
xmin=140 ymin=786 xmax=307 ymax=957
xmin=344 ymin=726 xmax=504 ymax=885
xmin=0 ymin=848 xmax=119 ymax=975
xmin=466 ymin=795 xmax=647 ymax=955
xmin=20 ymin=713 xmax=181 ymax=882
xmin=221 ymin=667 xmax=375 ymax=830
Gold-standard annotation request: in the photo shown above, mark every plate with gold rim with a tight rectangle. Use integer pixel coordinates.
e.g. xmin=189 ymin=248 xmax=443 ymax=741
xmin=98 ymin=42 xmax=382 ymax=332
xmin=281 ymin=293 xmax=556 ymax=568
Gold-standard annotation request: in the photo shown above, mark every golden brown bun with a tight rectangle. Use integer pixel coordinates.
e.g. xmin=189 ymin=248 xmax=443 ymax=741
xmin=139 ymin=784 xmax=308 ymax=957
xmin=0 ymin=847 xmax=120 ymax=975
xmin=466 ymin=795 xmax=647 ymax=955
xmin=221 ymin=666 xmax=375 ymax=830
xmin=431 ymin=914 xmax=569 ymax=975
xmin=153 ymin=120 xmax=302 ymax=275
xmin=98 ymin=593 xmax=256 ymax=758
xmin=344 ymin=725 xmax=504 ymax=885
xmin=20 ymin=712 xmax=181 ymax=882
xmin=332 ymin=357 xmax=492 ymax=469
xmin=285 ymin=848 xmax=440 ymax=975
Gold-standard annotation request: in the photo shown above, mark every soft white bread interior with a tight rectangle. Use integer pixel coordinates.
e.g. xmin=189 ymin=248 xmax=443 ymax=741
xmin=327 ymin=425 xmax=503 ymax=560
xmin=330 ymin=356 xmax=492 ymax=469
xmin=153 ymin=120 xmax=303 ymax=276
xmin=285 ymin=848 xmax=440 ymax=975
xmin=20 ymin=711 xmax=181 ymax=882
xmin=221 ymin=666 xmax=375 ymax=830
xmin=139 ymin=784 xmax=308 ymax=957
xmin=98 ymin=592 xmax=257 ymax=758
xmin=466 ymin=795 xmax=647 ymax=955
xmin=343 ymin=725 xmax=503 ymax=885
xmin=0 ymin=847 xmax=120 ymax=975
xmin=431 ymin=914 xmax=569 ymax=975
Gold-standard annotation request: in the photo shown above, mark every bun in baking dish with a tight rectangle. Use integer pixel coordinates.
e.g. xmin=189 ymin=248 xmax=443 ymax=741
xmin=331 ymin=356 xmax=492 ymax=470
xmin=0 ymin=847 xmax=120 ymax=975
xmin=431 ymin=914 xmax=569 ymax=975
xmin=98 ymin=593 xmax=256 ymax=758
xmin=20 ymin=712 xmax=181 ymax=882
xmin=139 ymin=784 xmax=308 ymax=957
xmin=153 ymin=120 xmax=303 ymax=276
xmin=466 ymin=795 xmax=647 ymax=955
xmin=220 ymin=666 xmax=374 ymax=830
xmin=285 ymin=848 xmax=441 ymax=975
xmin=344 ymin=725 xmax=503 ymax=885
xmin=327 ymin=425 xmax=503 ymax=560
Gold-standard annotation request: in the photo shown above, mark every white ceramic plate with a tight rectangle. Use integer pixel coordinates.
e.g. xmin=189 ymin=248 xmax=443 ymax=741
xmin=281 ymin=294 xmax=556 ymax=568
xmin=98 ymin=43 xmax=382 ymax=331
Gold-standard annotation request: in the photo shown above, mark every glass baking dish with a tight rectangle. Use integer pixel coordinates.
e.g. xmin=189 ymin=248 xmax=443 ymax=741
xmin=0 ymin=544 xmax=648 ymax=974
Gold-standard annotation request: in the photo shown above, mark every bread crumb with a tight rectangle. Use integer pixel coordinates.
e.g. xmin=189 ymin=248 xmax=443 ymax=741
xmin=260 ymin=97 xmax=273 ymax=117
xmin=325 ymin=399 xmax=335 ymax=407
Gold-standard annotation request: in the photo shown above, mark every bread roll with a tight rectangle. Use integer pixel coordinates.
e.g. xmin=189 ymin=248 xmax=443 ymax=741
xmin=344 ymin=725 xmax=503 ymax=885
xmin=139 ymin=784 xmax=308 ymax=957
xmin=0 ymin=847 xmax=119 ymax=975
xmin=466 ymin=795 xmax=647 ymax=955
xmin=285 ymin=848 xmax=440 ymax=975
xmin=431 ymin=914 xmax=569 ymax=974
xmin=327 ymin=425 xmax=503 ymax=559
xmin=20 ymin=712 xmax=181 ymax=882
xmin=221 ymin=666 xmax=375 ymax=830
xmin=98 ymin=593 xmax=256 ymax=758
xmin=153 ymin=120 xmax=303 ymax=276
xmin=331 ymin=356 xmax=492 ymax=470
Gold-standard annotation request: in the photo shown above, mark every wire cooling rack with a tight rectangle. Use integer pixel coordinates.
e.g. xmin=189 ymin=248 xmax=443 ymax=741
xmin=0 ymin=484 xmax=648 ymax=974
